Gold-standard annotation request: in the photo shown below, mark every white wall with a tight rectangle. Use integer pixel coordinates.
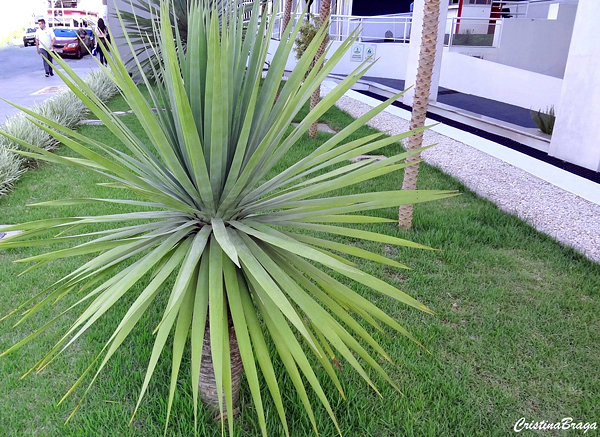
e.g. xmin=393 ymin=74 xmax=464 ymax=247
xmin=439 ymin=51 xmax=563 ymax=110
xmin=494 ymin=3 xmax=577 ymax=78
xmin=525 ymin=3 xmax=552 ymax=19
xmin=106 ymin=0 xmax=125 ymax=38
xmin=448 ymin=3 xmax=578 ymax=78
xmin=269 ymin=39 xmax=410 ymax=81
xmin=269 ymin=38 xmax=563 ymax=112
xmin=106 ymin=0 xmax=152 ymax=71
xmin=549 ymin=0 xmax=600 ymax=171
xmin=457 ymin=4 xmax=493 ymax=34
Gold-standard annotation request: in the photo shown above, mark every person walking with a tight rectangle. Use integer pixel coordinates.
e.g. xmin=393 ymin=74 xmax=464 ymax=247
xmin=94 ymin=18 xmax=110 ymax=67
xmin=35 ymin=19 xmax=56 ymax=77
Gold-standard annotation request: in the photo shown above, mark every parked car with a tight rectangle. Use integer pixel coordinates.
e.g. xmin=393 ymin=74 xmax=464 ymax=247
xmin=23 ymin=27 xmax=38 ymax=46
xmin=52 ymin=27 xmax=92 ymax=58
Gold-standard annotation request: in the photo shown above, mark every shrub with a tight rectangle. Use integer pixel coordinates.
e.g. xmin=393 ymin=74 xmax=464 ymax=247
xmin=0 ymin=145 xmax=23 ymax=197
xmin=294 ymin=14 xmax=324 ymax=60
xmin=530 ymin=105 xmax=555 ymax=135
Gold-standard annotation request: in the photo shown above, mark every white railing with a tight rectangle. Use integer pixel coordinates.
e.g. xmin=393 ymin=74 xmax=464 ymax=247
xmin=491 ymin=1 xmax=530 ymax=19
xmin=462 ymin=0 xmax=539 ymax=10
xmin=271 ymin=13 xmax=505 ymax=48
xmin=271 ymin=13 xmax=299 ymax=40
xmin=481 ymin=0 xmax=577 ymax=20
xmin=271 ymin=13 xmax=413 ymax=43
xmin=329 ymin=14 xmax=413 ymax=42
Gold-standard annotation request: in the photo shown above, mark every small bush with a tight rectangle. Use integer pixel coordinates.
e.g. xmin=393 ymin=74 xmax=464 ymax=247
xmin=86 ymin=69 xmax=120 ymax=102
xmin=0 ymin=70 xmax=119 ymax=196
xmin=530 ymin=105 xmax=555 ymax=135
xmin=0 ymin=28 xmax=23 ymax=48
xmin=0 ymin=146 xmax=23 ymax=197
xmin=294 ymin=14 xmax=328 ymax=60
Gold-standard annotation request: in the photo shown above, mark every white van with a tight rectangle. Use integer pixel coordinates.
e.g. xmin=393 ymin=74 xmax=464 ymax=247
xmin=23 ymin=27 xmax=38 ymax=47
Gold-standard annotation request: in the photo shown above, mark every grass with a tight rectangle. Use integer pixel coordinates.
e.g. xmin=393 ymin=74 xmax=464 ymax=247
xmin=0 ymin=94 xmax=599 ymax=437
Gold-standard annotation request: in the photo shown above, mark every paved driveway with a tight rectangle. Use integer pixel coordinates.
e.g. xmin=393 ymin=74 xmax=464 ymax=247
xmin=0 ymin=43 xmax=101 ymax=124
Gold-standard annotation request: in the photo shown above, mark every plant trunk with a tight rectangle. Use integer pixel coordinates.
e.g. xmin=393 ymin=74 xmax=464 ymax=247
xmin=198 ymin=314 xmax=244 ymax=414
xmin=308 ymin=0 xmax=331 ymax=139
xmin=398 ymin=0 xmax=441 ymax=229
xmin=308 ymin=89 xmax=321 ymax=138
xmin=282 ymin=0 xmax=292 ymax=36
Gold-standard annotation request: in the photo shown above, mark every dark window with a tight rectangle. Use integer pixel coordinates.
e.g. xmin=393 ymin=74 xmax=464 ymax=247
xmin=352 ymin=0 xmax=413 ymax=16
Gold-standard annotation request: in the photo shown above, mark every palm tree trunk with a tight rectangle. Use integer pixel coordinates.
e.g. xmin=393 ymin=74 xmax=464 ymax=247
xmin=198 ymin=313 xmax=244 ymax=414
xmin=282 ymin=0 xmax=292 ymax=37
xmin=398 ymin=0 xmax=441 ymax=229
xmin=308 ymin=0 xmax=331 ymax=139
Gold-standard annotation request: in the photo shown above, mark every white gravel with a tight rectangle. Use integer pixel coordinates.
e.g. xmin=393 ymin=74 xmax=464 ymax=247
xmin=323 ymin=87 xmax=600 ymax=264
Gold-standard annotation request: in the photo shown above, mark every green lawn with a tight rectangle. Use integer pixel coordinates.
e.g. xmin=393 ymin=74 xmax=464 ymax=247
xmin=0 ymin=95 xmax=598 ymax=437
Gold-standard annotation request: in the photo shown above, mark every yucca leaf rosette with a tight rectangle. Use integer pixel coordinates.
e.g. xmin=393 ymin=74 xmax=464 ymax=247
xmin=0 ymin=1 xmax=456 ymax=435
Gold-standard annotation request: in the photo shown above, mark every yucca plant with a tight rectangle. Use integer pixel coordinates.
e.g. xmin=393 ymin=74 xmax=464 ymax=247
xmin=530 ymin=105 xmax=555 ymax=135
xmin=0 ymin=0 xmax=456 ymax=435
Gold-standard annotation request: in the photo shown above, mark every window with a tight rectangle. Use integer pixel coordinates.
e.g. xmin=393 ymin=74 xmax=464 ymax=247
xmin=53 ymin=28 xmax=77 ymax=37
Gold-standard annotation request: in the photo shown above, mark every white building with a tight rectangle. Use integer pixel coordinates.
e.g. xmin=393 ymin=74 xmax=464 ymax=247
xmin=39 ymin=0 xmax=104 ymax=27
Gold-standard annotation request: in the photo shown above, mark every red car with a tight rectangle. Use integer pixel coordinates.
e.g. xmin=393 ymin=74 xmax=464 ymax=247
xmin=52 ymin=27 xmax=93 ymax=59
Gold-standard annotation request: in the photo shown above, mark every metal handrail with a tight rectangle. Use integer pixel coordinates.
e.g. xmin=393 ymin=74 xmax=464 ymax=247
xmin=491 ymin=1 xmax=529 ymax=18
xmin=271 ymin=13 xmax=413 ymax=43
xmin=486 ymin=0 xmax=577 ymax=19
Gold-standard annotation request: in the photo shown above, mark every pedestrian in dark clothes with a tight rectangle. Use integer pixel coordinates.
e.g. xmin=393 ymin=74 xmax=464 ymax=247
xmin=95 ymin=18 xmax=110 ymax=67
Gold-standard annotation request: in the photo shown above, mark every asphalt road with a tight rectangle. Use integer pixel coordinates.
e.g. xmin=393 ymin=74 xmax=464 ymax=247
xmin=0 ymin=43 xmax=100 ymax=123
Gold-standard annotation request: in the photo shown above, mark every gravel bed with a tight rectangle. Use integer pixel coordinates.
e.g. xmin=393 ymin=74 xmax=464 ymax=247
xmin=322 ymin=86 xmax=600 ymax=263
